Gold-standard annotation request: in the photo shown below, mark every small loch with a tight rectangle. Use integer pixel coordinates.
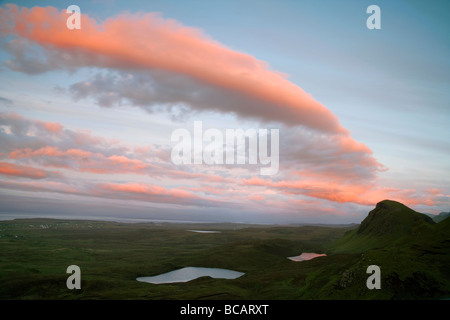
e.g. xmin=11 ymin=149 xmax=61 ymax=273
xmin=187 ymin=230 xmax=221 ymax=234
xmin=287 ymin=252 xmax=327 ymax=262
xmin=137 ymin=267 xmax=244 ymax=284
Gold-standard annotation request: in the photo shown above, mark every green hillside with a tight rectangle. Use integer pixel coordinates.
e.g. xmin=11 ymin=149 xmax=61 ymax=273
xmin=329 ymin=200 xmax=435 ymax=254
xmin=317 ymin=200 xmax=450 ymax=299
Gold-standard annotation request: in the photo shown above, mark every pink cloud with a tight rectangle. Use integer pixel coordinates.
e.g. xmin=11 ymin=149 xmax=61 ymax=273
xmin=427 ymin=188 xmax=442 ymax=195
xmin=101 ymin=182 xmax=165 ymax=195
xmin=41 ymin=121 xmax=63 ymax=134
xmin=0 ymin=161 xmax=49 ymax=179
xmin=9 ymin=145 xmax=157 ymax=174
xmin=241 ymin=177 xmax=436 ymax=207
xmin=0 ymin=4 xmax=348 ymax=134
xmin=106 ymin=155 xmax=149 ymax=171
xmin=10 ymin=146 xmax=63 ymax=159
xmin=96 ymin=182 xmax=226 ymax=207
xmin=248 ymin=195 xmax=265 ymax=201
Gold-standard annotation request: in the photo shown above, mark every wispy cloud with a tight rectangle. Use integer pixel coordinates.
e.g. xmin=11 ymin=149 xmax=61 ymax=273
xmin=0 ymin=96 xmax=13 ymax=107
xmin=0 ymin=162 xmax=56 ymax=179
xmin=0 ymin=112 xmax=441 ymax=214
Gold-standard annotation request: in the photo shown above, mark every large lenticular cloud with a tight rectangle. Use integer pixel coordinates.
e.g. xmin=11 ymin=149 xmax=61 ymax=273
xmin=0 ymin=4 xmax=347 ymax=133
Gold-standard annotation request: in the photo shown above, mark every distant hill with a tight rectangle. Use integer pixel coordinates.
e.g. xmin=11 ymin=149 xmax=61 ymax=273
xmin=358 ymin=200 xmax=434 ymax=235
xmin=329 ymin=199 xmax=435 ymax=253
xmin=318 ymin=199 xmax=450 ymax=299
xmin=431 ymin=211 xmax=450 ymax=223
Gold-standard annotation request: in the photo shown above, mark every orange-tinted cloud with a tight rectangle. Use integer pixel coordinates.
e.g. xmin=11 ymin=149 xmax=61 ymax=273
xmin=0 ymin=4 xmax=347 ymax=134
xmin=41 ymin=121 xmax=63 ymax=134
xmin=0 ymin=161 xmax=49 ymax=179
xmin=100 ymin=182 xmax=196 ymax=199
xmin=241 ymin=177 xmax=435 ymax=207
xmin=8 ymin=145 xmax=156 ymax=174
xmin=10 ymin=146 xmax=64 ymax=159
xmin=95 ymin=182 xmax=230 ymax=207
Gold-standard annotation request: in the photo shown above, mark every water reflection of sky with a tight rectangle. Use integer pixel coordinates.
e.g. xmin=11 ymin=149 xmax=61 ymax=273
xmin=288 ymin=253 xmax=327 ymax=262
xmin=137 ymin=267 xmax=244 ymax=284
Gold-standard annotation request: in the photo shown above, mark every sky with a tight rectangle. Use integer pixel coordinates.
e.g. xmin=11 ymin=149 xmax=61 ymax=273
xmin=0 ymin=0 xmax=449 ymax=224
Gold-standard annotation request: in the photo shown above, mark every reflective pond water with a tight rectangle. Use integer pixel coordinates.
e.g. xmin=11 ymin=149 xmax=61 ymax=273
xmin=137 ymin=267 xmax=245 ymax=284
xmin=287 ymin=252 xmax=327 ymax=261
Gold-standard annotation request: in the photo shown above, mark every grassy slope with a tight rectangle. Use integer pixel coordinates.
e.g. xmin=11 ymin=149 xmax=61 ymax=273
xmin=329 ymin=200 xmax=435 ymax=254
xmin=319 ymin=200 xmax=450 ymax=299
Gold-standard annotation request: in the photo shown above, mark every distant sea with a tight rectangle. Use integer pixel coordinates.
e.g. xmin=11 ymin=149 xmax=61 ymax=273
xmin=0 ymin=213 xmax=215 ymax=224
